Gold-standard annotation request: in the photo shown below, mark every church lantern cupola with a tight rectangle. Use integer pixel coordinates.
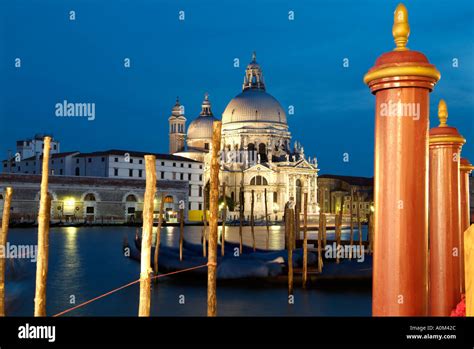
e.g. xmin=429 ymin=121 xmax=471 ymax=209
xmin=242 ymin=52 xmax=266 ymax=91
xmin=200 ymin=92 xmax=213 ymax=116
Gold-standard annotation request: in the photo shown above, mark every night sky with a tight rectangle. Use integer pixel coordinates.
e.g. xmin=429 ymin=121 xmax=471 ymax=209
xmin=1 ymin=0 xmax=473 ymax=177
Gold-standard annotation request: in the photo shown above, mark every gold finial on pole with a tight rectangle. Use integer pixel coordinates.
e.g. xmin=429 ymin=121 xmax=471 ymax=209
xmin=393 ymin=4 xmax=410 ymax=51
xmin=438 ymin=99 xmax=448 ymax=127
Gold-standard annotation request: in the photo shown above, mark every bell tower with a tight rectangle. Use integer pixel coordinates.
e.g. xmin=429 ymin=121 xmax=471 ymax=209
xmin=168 ymin=97 xmax=186 ymax=154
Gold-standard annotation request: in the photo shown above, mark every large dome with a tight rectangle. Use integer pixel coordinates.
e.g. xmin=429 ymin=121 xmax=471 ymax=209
xmin=222 ymin=89 xmax=286 ymax=124
xmin=222 ymin=52 xmax=287 ymax=125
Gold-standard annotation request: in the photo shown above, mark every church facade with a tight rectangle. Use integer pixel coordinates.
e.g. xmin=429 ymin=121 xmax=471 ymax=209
xmin=170 ymin=53 xmax=319 ymax=221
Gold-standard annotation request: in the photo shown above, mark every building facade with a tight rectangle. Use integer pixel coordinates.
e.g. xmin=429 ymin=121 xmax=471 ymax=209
xmin=170 ymin=53 xmax=319 ymax=221
xmin=318 ymin=174 xmax=374 ymax=220
xmin=2 ymin=144 xmax=205 ymax=221
xmin=0 ymin=174 xmax=189 ymax=224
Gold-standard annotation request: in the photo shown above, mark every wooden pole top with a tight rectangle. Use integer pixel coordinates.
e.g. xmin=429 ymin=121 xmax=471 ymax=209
xmin=364 ymin=4 xmax=440 ymax=90
xmin=429 ymin=99 xmax=466 ymax=146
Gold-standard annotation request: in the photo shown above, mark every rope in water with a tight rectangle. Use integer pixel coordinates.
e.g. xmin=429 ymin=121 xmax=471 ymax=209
xmin=52 ymin=263 xmax=208 ymax=317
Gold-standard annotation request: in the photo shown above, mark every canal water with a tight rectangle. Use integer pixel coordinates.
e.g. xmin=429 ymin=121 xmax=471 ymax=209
xmin=5 ymin=226 xmax=371 ymax=316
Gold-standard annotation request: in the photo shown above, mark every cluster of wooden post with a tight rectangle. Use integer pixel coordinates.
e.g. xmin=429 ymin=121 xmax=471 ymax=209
xmin=365 ymin=4 xmax=474 ymax=316
xmin=427 ymin=100 xmax=473 ymax=316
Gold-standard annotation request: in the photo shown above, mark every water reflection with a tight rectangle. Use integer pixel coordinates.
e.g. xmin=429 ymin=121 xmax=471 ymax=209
xmin=158 ymin=225 xmax=367 ymax=251
xmin=62 ymin=227 xmax=80 ymax=269
xmin=6 ymin=226 xmax=371 ymax=316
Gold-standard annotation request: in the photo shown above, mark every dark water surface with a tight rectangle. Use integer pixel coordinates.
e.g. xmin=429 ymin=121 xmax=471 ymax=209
xmin=5 ymin=226 xmax=371 ymax=316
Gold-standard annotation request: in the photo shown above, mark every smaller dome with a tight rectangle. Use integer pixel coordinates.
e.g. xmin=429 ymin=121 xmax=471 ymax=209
xmin=187 ymin=93 xmax=219 ymax=140
xmin=187 ymin=115 xmax=218 ymax=140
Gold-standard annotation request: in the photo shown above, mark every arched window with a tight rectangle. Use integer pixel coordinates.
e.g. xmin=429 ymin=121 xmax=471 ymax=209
xmin=250 ymin=175 xmax=268 ymax=186
xmin=258 ymin=143 xmax=267 ymax=162
xmin=84 ymin=193 xmax=96 ymax=201
xmin=126 ymin=194 xmax=137 ymax=202
xmin=247 ymin=143 xmax=255 ymax=162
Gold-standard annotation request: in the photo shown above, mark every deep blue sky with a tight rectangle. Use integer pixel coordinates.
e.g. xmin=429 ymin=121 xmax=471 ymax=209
xmin=1 ymin=0 xmax=473 ymax=177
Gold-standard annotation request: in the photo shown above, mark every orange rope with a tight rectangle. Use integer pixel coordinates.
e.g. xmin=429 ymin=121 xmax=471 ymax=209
xmin=53 ymin=264 xmax=208 ymax=317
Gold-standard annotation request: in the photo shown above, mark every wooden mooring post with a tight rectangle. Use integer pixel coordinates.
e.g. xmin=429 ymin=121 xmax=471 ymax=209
xmin=264 ymin=188 xmax=270 ymax=250
xmin=207 ymin=121 xmax=222 ymax=317
xmin=179 ymin=204 xmax=184 ymax=262
xmin=250 ymin=189 xmax=255 ymax=252
xmin=368 ymin=211 xmax=374 ymax=255
xmin=357 ymin=193 xmax=362 ymax=249
xmin=34 ymin=136 xmax=51 ymax=317
xmin=428 ymin=100 xmax=465 ymax=315
xmin=364 ymin=4 xmax=440 ymax=316
xmin=295 ymin=201 xmax=300 ymax=245
xmin=239 ymin=189 xmax=243 ymax=254
xmin=0 ymin=187 xmax=13 ymax=316
xmin=287 ymin=204 xmax=295 ymax=295
xmin=285 ymin=205 xmax=289 ymax=250
xmin=465 ymin=224 xmax=474 ymax=316
xmin=154 ymin=192 xmax=165 ymax=282
xmin=202 ymin=189 xmax=207 ymax=257
xmin=302 ymin=193 xmax=308 ymax=288
xmin=336 ymin=208 xmax=342 ymax=264
xmin=221 ymin=183 xmax=226 ymax=256
xmin=349 ymin=188 xmax=354 ymax=259
xmin=317 ymin=210 xmax=323 ymax=273
xmin=138 ymin=155 xmax=157 ymax=317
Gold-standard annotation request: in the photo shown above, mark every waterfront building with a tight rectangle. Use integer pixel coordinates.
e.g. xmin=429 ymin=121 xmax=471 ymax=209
xmin=170 ymin=53 xmax=320 ymax=221
xmin=2 ymin=141 xmax=206 ymax=221
xmin=318 ymin=174 xmax=374 ymax=219
xmin=0 ymin=173 xmax=188 ymax=224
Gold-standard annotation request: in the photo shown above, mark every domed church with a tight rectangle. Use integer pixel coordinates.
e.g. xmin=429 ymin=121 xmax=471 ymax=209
xmin=170 ymin=53 xmax=319 ymax=221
